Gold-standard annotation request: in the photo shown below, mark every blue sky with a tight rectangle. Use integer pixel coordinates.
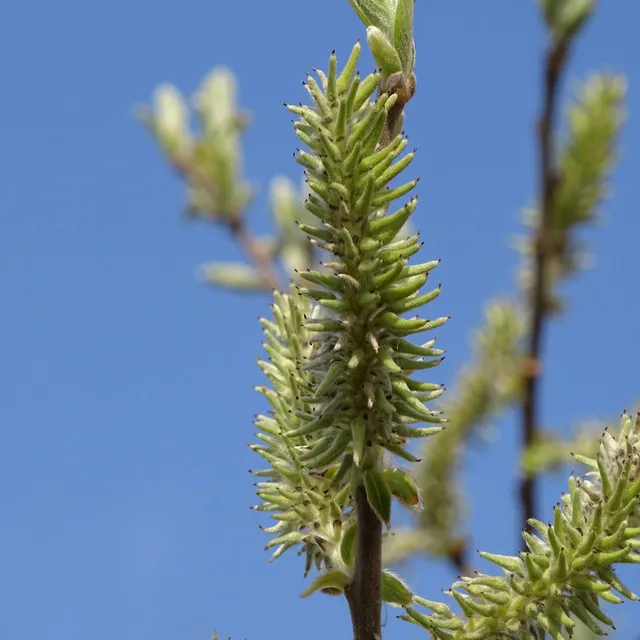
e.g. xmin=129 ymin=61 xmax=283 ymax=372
xmin=1 ymin=1 xmax=639 ymax=639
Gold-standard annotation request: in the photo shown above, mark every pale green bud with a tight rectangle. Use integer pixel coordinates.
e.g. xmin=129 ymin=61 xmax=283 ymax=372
xmin=366 ymin=26 xmax=402 ymax=78
xmin=540 ymin=0 xmax=595 ymax=39
xmin=150 ymin=84 xmax=192 ymax=161
xmin=381 ymin=570 xmax=413 ymax=607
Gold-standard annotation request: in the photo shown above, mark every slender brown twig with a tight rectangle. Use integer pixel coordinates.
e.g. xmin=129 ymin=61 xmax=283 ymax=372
xmin=175 ymin=161 xmax=283 ymax=291
xmin=227 ymin=216 xmax=282 ymax=291
xmin=345 ymin=486 xmax=383 ymax=640
xmin=520 ymin=35 xmax=571 ymax=545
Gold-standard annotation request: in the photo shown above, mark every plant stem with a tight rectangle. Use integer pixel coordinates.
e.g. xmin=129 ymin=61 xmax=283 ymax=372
xmin=520 ymin=35 xmax=570 ymax=545
xmin=228 ymin=216 xmax=281 ymax=291
xmin=344 ymin=79 xmax=416 ymax=639
xmin=345 ymin=485 xmax=383 ymax=640
xmin=448 ymin=538 xmax=473 ymax=577
xmin=175 ymin=161 xmax=283 ymax=291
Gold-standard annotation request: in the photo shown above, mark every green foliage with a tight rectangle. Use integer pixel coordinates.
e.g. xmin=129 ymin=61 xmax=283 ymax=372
xmin=349 ymin=0 xmax=416 ymax=94
xmin=201 ymin=262 xmax=266 ymax=291
xmin=139 ymin=70 xmax=316 ymax=294
xmin=385 ymin=300 xmax=525 ymax=564
xmin=522 ymin=428 xmax=599 ymax=478
xmin=251 ymin=289 xmax=355 ymax=572
xmin=401 ymin=414 xmax=640 ymax=639
xmin=289 ymin=46 xmax=446 ymax=490
xmin=539 ymin=0 xmax=595 ymax=39
xmin=140 ymin=69 xmax=253 ymax=223
xmin=517 ymin=74 xmax=626 ymax=314
xmin=140 ymin=0 xmax=636 ymax=638
xmin=522 ymin=405 xmax=640 ymax=478
xmin=394 ymin=69 xmax=626 ymax=569
xmin=381 ymin=570 xmax=413 ymax=607
xmin=347 ymin=0 xmax=396 ymax=38
xmin=300 ymin=570 xmax=352 ymax=597
xmin=271 ymin=177 xmax=316 ymax=276
xmin=250 ymin=43 xmax=446 ymax=583
xmin=418 ymin=300 xmax=524 ymax=550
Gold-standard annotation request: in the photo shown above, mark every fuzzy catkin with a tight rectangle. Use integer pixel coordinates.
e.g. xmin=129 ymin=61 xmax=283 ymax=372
xmin=251 ymin=42 xmax=446 ymax=582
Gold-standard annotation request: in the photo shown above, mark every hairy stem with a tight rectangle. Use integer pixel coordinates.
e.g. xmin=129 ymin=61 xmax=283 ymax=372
xmin=345 ymin=485 xmax=383 ymax=640
xmin=520 ymin=36 xmax=570 ymax=545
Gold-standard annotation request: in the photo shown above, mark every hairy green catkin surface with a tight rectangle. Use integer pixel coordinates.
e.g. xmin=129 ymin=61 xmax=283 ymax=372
xmin=250 ymin=43 xmax=446 ymax=592
xmin=403 ymin=413 xmax=640 ymax=639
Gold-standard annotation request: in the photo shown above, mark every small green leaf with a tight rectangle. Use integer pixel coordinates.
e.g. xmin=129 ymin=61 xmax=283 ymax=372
xmin=381 ymin=570 xmax=413 ymax=606
xmin=142 ymin=84 xmax=191 ymax=161
xmin=300 ymin=570 xmax=351 ymax=598
xmin=348 ymin=0 xmax=395 ymax=39
xmin=394 ymin=0 xmax=414 ymax=74
xmin=351 ymin=417 xmax=367 ymax=466
xmin=364 ymin=468 xmax=392 ymax=526
xmin=381 ymin=468 xmax=420 ymax=508
xmin=538 ymin=0 xmax=560 ymax=28
xmin=366 ymin=26 xmax=403 ymax=78
xmin=200 ymin=262 xmax=264 ymax=291
xmin=558 ymin=0 xmax=594 ymax=38
xmin=340 ymin=523 xmax=357 ymax=567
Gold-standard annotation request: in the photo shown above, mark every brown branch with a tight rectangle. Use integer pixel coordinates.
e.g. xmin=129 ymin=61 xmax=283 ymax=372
xmin=379 ymin=72 xmax=416 ymax=148
xmin=227 ymin=216 xmax=281 ymax=291
xmin=345 ymin=486 xmax=383 ymax=640
xmin=448 ymin=538 xmax=474 ymax=578
xmin=175 ymin=161 xmax=283 ymax=292
xmin=344 ymin=75 xmax=416 ymax=639
xmin=520 ymin=36 xmax=570 ymax=546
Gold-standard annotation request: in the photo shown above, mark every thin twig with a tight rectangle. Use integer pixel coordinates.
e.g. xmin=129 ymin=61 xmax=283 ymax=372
xmin=175 ymin=161 xmax=283 ymax=292
xmin=520 ymin=36 xmax=570 ymax=544
xmin=345 ymin=486 xmax=383 ymax=640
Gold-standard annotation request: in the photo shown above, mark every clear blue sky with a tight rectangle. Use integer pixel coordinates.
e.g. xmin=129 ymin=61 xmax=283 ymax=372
xmin=1 ymin=1 xmax=639 ymax=639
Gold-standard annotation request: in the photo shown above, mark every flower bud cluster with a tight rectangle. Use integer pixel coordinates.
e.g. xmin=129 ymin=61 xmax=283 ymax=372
xmin=251 ymin=42 xmax=446 ymax=584
xmin=402 ymin=413 xmax=640 ymax=639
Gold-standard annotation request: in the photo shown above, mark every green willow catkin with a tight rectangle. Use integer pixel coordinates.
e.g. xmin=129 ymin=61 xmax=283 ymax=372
xmin=402 ymin=413 xmax=640 ymax=639
xmin=250 ymin=42 xmax=446 ymax=587
xmin=291 ymin=43 xmax=446 ymax=475
xmin=251 ymin=290 xmax=357 ymax=575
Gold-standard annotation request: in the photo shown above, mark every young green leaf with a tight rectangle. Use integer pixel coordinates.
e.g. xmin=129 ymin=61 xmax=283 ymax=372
xmin=394 ymin=0 xmax=414 ymax=74
xmin=364 ymin=468 xmax=392 ymax=526
xmin=300 ymin=570 xmax=351 ymax=598
xmin=381 ymin=570 xmax=413 ymax=607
